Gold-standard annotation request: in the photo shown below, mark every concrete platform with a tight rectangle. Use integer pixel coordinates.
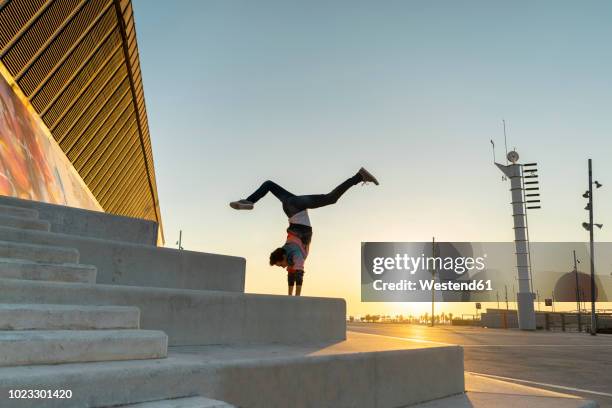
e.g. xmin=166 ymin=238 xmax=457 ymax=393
xmin=0 ymin=204 xmax=38 ymax=220
xmin=0 ymin=304 xmax=140 ymax=330
xmin=0 ymin=258 xmax=96 ymax=283
xmin=0 ymin=331 xmax=464 ymax=408
xmin=0 ymin=226 xmax=245 ymax=292
xmin=119 ymin=396 xmax=236 ymax=408
xmin=0 ymin=329 xmax=167 ymax=366
xmin=0 ymin=214 xmax=49 ymax=232
xmin=411 ymin=372 xmax=597 ymax=407
xmin=0 ymin=278 xmax=346 ymax=346
xmin=0 ymin=240 xmax=78 ymax=264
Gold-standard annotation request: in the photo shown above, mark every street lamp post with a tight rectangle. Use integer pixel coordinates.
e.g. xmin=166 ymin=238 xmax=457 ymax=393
xmin=176 ymin=230 xmax=184 ymax=250
xmin=588 ymin=160 xmax=596 ymax=336
xmin=504 ymin=285 xmax=509 ymax=311
xmin=431 ymin=237 xmax=436 ymax=327
xmin=573 ymin=250 xmax=582 ymax=332
xmin=582 ymin=159 xmax=603 ymax=335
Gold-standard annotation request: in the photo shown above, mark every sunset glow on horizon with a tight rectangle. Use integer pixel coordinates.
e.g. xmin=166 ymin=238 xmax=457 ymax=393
xmin=133 ymin=0 xmax=612 ymax=317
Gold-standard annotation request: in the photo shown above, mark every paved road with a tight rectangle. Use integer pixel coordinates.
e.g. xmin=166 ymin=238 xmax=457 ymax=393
xmin=348 ymin=322 xmax=612 ymax=407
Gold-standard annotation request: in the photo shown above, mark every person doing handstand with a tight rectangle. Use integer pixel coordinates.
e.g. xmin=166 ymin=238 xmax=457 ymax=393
xmin=230 ymin=167 xmax=379 ymax=295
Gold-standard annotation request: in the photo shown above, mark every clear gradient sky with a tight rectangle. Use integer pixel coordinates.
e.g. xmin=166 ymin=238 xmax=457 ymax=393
xmin=132 ymin=0 xmax=612 ymax=317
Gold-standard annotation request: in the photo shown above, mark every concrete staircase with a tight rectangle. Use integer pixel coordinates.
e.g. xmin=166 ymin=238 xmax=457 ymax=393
xmin=0 ymin=303 xmax=167 ymax=366
xmin=0 ymin=197 xmax=465 ymax=407
xmin=0 ymin=208 xmax=168 ymax=370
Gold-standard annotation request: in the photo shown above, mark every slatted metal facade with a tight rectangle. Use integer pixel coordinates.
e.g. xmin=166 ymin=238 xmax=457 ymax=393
xmin=0 ymin=0 xmax=161 ymax=227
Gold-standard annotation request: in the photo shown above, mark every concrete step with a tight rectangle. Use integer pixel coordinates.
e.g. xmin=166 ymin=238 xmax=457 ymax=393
xmin=119 ymin=396 xmax=236 ymax=408
xmin=411 ymin=372 xmax=597 ymax=407
xmin=0 ymin=240 xmax=78 ymax=264
xmin=0 ymin=304 xmax=140 ymax=330
xmin=0 ymin=332 xmax=463 ymax=408
xmin=0 ymin=195 xmax=159 ymax=245
xmin=0 ymin=278 xmax=346 ymax=346
xmin=0 ymin=225 xmax=245 ymax=292
xmin=0 ymin=258 xmax=96 ymax=283
xmin=411 ymin=392 xmax=597 ymax=408
xmin=0 ymin=204 xmax=38 ymax=220
xmin=0 ymin=329 xmax=167 ymax=367
xmin=0 ymin=214 xmax=50 ymax=231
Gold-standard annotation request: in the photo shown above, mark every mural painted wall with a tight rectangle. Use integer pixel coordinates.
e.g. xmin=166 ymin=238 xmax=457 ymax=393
xmin=0 ymin=68 xmax=101 ymax=211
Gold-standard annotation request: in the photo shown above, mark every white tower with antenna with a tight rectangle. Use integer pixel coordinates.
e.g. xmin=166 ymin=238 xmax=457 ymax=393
xmin=496 ymin=150 xmax=537 ymax=330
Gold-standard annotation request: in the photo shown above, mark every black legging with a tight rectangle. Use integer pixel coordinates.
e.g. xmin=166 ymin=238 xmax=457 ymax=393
xmin=246 ymin=173 xmax=363 ymax=217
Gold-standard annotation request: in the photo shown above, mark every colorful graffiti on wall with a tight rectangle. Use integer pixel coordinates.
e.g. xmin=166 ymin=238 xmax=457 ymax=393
xmin=0 ymin=72 xmax=101 ymax=211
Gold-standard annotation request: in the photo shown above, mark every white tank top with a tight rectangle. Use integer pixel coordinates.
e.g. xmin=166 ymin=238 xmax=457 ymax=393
xmin=288 ymin=210 xmax=311 ymax=227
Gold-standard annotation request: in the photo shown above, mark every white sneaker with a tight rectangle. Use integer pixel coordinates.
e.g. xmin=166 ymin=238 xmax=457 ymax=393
xmin=358 ymin=167 xmax=379 ymax=185
xmin=229 ymin=200 xmax=254 ymax=210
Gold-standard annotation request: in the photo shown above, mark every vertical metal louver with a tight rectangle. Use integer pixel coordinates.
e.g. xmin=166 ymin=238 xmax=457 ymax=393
xmin=0 ymin=0 xmax=162 ymax=232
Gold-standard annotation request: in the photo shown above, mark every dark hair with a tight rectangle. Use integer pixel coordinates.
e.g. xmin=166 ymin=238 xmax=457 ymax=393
xmin=269 ymin=247 xmax=286 ymax=265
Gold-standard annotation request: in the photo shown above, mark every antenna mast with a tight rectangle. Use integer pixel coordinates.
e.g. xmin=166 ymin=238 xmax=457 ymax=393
xmin=503 ymin=119 xmax=509 ymax=164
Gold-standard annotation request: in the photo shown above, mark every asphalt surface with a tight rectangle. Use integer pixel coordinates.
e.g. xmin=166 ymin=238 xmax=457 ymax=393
xmin=348 ymin=322 xmax=612 ymax=408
